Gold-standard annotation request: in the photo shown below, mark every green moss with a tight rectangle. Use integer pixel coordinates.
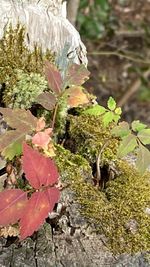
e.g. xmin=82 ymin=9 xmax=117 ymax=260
xmin=68 ymin=114 xmax=119 ymax=164
xmin=55 ymin=143 xmax=150 ymax=255
xmin=0 ymin=24 xmax=54 ymax=106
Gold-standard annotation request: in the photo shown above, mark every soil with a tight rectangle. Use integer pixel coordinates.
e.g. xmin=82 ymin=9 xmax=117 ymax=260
xmin=83 ymin=0 xmax=150 ymax=125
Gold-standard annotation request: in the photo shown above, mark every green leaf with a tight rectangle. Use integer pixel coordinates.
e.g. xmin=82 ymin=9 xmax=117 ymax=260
xmin=114 ymin=107 xmax=122 ymax=115
xmin=117 ymin=134 xmax=137 ymax=158
xmin=107 ymin=97 xmax=116 ymax=111
xmin=137 ymin=129 xmax=150 ymax=145
xmin=102 ymin=111 xmax=114 ymax=127
xmin=113 ymin=114 xmax=121 ymax=123
xmin=111 ymin=121 xmax=130 ymax=138
xmin=136 ymin=143 xmax=150 ymax=174
xmin=131 ymin=120 xmax=147 ymax=132
xmin=83 ymin=105 xmax=106 ymax=116
xmin=2 ymin=138 xmax=23 ymax=160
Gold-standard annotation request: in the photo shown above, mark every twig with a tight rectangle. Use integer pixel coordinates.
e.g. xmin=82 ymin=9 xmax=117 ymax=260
xmin=51 ymin=103 xmax=59 ymax=129
xmin=118 ymin=69 xmax=150 ymax=107
xmin=88 ymin=51 xmax=150 ymax=65
xmin=96 ymin=140 xmax=110 ymax=186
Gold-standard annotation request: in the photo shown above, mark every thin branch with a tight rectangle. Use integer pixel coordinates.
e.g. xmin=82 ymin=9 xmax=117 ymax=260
xmin=52 ymin=103 xmax=59 ymax=129
xmin=88 ymin=51 xmax=150 ymax=65
xmin=96 ymin=140 xmax=110 ymax=187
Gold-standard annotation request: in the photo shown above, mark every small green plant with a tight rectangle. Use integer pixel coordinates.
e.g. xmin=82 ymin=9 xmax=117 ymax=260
xmin=83 ymin=96 xmax=122 ymax=126
xmin=112 ymin=120 xmax=150 ymax=173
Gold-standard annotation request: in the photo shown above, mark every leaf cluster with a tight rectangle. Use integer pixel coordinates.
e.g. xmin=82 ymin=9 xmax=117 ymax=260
xmin=0 ymin=143 xmax=59 ymax=240
xmin=83 ymin=96 xmax=122 ymax=126
xmin=112 ymin=120 xmax=150 ymax=173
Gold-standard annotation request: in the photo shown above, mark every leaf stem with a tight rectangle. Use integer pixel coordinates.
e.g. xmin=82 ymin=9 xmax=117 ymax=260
xmin=52 ymin=103 xmax=59 ymax=129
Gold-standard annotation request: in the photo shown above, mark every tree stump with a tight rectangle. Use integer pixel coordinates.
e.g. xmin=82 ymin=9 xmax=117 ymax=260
xmin=0 ymin=0 xmax=87 ymax=65
xmin=0 ymin=1 xmax=149 ymax=267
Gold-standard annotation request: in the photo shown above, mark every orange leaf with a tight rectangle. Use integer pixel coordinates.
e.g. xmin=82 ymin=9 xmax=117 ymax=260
xmin=0 ymin=189 xmax=28 ymax=226
xmin=67 ymin=86 xmax=90 ymax=108
xmin=36 ymin=117 xmax=46 ymax=132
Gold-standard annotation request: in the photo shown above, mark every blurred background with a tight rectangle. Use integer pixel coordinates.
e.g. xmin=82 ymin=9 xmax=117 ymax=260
xmin=67 ymin=0 xmax=150 ymax=125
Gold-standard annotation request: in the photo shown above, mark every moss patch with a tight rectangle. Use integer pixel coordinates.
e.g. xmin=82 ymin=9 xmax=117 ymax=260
xmin=0 ymin=24 xmax=54 ymax=106
xmin=68 ymin=114 xmax=119 ymax=164
xmin=55 ymin=142 xmax=150 ymax=255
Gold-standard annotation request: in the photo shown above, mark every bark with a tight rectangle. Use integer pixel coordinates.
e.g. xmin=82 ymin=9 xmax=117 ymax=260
xmin=67 ymin=0 xmax=80 ymax=26
xmin=0 ymin=0 xmax=87 ymax=65
xmin=0 ymin=187 xmax=148 ymax=267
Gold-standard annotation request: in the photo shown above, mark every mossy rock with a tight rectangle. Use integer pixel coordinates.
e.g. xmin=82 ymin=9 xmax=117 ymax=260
xmin=67 ymin=114 xmax=119 ymax=164
xmin=55 ymin=122 xmax=150 ymax=255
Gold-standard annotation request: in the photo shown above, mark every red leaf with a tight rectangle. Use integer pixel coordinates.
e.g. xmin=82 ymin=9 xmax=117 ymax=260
xmin=0 ymin=189 xmax=28 ymax=226
xmin=36 ymin=92 xmax=57 ymax=111
xmin=45 ymin=61 xmax=62 ymax=95
xmin=45 ymin=187 xmax=60 ymax=213
xmin=22 ymin=143 xmax=59 ymax=189
xmin=20 ymin=188 xmax=60 ymax=240
xmin=64 ymin=64 xmax=90 ymax=88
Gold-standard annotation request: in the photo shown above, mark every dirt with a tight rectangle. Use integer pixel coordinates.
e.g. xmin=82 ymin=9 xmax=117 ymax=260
xmin=83 ymin=0 xmax=150 ymax=125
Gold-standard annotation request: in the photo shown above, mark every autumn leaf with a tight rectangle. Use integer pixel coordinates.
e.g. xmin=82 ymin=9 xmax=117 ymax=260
xmin=45 ymin=61 xmax=63 ymax=95
xmin=20 ymin=188 xmax=60 ymax=240
xmin=63 ymin=64 xmax=90 ymax=88
xmin=0 ymin=108 xmax=37 ymax=160
xmin=0 ymin=189 xmax=28 ymax=226
xmin=0 ymin=130 xmax=24 ymax=160
xmin=0 ymin=108 xmax=37 ymax=130
xmin=44 ymin=128 xmax=53 ymax=135
xmin=36 ymin=117 xmax=46 ymax=132
xmin=36 ymin=92 xmax=57 ymax=111
xmin=65 ymin=86 xmax=90 ymax=108
xmin=22 ymin=143 xmax=59 ymax=189
xmin=32 ymin=132 xmax=50 ymax=149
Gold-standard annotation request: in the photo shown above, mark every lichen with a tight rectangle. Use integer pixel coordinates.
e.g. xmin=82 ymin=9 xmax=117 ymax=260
xmin=55 ymin=115 xmax=150 ymax=255
xmin=0 ymin=23 xmax=54 ymax=106
xmin=8 ymin=70 xmax=47 ymax=109
xmin=67 ymin=114 xmax=119 ymax=164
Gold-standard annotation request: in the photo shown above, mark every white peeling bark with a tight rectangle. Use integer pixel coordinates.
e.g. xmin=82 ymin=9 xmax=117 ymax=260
xmin=0 ymin=0 xmax=87 ymax=65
